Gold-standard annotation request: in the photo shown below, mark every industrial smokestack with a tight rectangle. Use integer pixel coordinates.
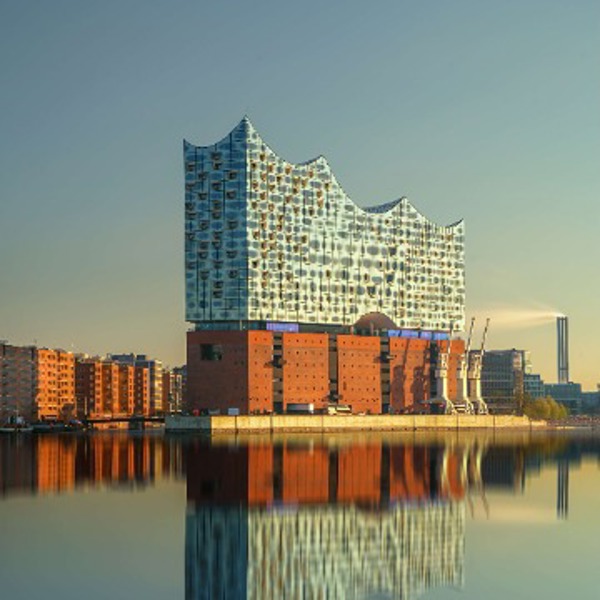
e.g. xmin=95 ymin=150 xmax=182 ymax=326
xmin=556 ymin=315 xmax=569 ymax=384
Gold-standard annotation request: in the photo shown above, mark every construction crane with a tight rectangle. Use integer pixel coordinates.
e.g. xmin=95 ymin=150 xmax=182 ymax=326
xmin=431 ymin=322 xmax=457 ymax=414
xmin=455 ymin=317 xmax=475 ymax=414
xmin=468 ymin=318 xmax=490 ymax=414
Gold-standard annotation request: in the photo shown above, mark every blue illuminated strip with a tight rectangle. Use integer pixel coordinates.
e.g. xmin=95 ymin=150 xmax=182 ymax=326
xmin=266 ymin=322 xmax=299 ymax=333
xmin=387 ymin=329 xmax=448 ymax=340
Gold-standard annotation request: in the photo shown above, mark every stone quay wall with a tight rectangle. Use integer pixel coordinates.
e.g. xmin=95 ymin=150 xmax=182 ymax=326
xmin=165 ymin=414 xmax=543 ymax=434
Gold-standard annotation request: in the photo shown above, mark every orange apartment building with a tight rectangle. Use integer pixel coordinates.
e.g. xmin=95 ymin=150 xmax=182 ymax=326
xmin=75 ymin=358 xmax=150 ymax=418
xmin=36 ymin=348 xmax=76 ymax=421
xmin=2 ymin=343 xmax=77 ymax=421
xmin=186 ymin=330 xmax=465 ymax=415
xmin=2 ymin=344 xmax=155 ymax=422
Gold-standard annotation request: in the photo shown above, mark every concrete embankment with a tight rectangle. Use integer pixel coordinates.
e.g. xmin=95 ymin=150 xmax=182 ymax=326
xmin=165 ymin=414 xmax=543 ymax=434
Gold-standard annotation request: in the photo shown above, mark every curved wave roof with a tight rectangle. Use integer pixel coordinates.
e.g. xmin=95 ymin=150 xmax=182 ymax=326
xmin=186 ymin=116 xmax=463 ymax=230
xmin=184 ymin=117 xmax=465 ymax=331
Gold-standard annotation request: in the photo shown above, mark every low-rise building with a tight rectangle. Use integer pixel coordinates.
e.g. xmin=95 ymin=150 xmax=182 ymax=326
xmin=545 ymin=383 xmax=583 ymax=413
xmin=480 ymin=349 xmax=528 ymax=413
xmin=524 ymin=373 xmax=546 ymax=399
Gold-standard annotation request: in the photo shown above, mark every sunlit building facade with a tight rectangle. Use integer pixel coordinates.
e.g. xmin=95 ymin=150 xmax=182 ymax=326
xmin=111 ymin=354 xmax=163 ymax=415
xmin=35 ymin=348 xmax=76 ymax=420
xmin=184 ymin=117 xmax=465 ymax=332
xmin=75 ymin=358 xmax=150 ymax=418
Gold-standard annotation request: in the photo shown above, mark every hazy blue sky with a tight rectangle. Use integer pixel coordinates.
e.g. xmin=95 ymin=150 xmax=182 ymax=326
xmin=1 ymin=1 xmax=598 ymax=387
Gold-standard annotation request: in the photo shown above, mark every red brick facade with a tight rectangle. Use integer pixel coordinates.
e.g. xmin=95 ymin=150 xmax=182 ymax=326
xmin=186 ymin=331 xmax=465 ymax=415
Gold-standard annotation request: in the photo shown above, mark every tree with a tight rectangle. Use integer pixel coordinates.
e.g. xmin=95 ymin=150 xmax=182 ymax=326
xmin=523 ymin=396 xmax=569 ymax=421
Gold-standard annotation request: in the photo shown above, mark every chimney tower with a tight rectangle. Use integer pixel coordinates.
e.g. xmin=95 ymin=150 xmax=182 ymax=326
xmin=556 ymin=316 xmax=569 ymax=384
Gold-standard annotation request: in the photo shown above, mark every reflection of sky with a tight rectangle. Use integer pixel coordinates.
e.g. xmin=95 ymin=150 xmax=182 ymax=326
xmin=425 ymin=460 xmax=600 ymax=600
xmin=0 ymin=482 xmax=185 ymax=600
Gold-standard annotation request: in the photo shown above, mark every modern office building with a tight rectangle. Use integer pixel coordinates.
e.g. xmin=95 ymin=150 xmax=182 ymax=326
xmin=545 ymin=383 xmax=583 ymax=412
xmin=524 ymin=372 xmax=546 ymax=399
xmin=480 ymin=349 xmax=528 ymax=412
xmin=184 ymin=119 xmax=467 ymax=414
xmin=581 ymin=388 xmax=600 ymax=412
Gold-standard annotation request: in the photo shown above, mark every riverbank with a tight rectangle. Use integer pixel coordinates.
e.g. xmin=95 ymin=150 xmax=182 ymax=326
xmin=165 ymin=413 xmax=545 ymax=434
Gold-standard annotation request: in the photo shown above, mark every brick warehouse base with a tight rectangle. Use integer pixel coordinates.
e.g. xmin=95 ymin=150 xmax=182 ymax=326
xmin=186 ymin=330 xmax=465 ymax=415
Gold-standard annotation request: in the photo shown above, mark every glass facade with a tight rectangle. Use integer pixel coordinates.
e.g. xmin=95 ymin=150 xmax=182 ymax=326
xmin=185 ymin=118 xmax=465 ymax=331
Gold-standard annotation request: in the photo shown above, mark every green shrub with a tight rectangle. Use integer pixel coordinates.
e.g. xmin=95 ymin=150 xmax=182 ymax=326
xmin=523 ymin=396 xmax=569 ymax=420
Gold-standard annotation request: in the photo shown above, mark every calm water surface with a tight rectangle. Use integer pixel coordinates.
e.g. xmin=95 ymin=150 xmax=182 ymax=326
xmin=0 ymin=431 xmax=599 ymax=599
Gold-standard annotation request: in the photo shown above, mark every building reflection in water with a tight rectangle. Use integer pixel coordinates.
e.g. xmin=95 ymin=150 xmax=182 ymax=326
xmin=185 ymin=441 xmax=470 ymax=600
xmin=0 ymin=434 xmax=182 ymax=496
xmin=1 ymin=434 xmax=596 ymax=599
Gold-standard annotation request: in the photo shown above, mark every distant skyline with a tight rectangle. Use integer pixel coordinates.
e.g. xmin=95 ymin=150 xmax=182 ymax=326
xmin=1 ymin=1 xmax=599 ymax=388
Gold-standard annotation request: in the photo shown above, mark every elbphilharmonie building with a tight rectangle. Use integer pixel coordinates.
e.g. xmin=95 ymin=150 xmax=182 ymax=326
xmin=184 ymin=117 xmax=465 ymax=332
xmin=184 ymin=119 xmax=467 ymax=414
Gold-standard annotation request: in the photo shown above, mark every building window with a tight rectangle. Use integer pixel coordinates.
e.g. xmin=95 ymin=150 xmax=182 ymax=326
xmin=200 ymin=345 xmax=223 ymax=361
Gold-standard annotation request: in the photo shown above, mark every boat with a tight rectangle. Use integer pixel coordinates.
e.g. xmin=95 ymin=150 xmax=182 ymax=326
xmin=31 ymin=419 xmax=86 ymax=433
xmin=0 ymin=415 xmax=33 ymax=434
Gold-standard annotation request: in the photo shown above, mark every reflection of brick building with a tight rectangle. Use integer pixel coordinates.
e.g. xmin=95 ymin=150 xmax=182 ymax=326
xmin=0 ymin=435 xmax=36 ymax=495
xmin=187 ymin=331 xmax=465 ymax=415
xmin=186 ymin=441 xmax=465 ymax=508
xmin=0 ymin=434 xmax=180 ymax=499
xmin=36 ymin=436 xmax=77 ymax=493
